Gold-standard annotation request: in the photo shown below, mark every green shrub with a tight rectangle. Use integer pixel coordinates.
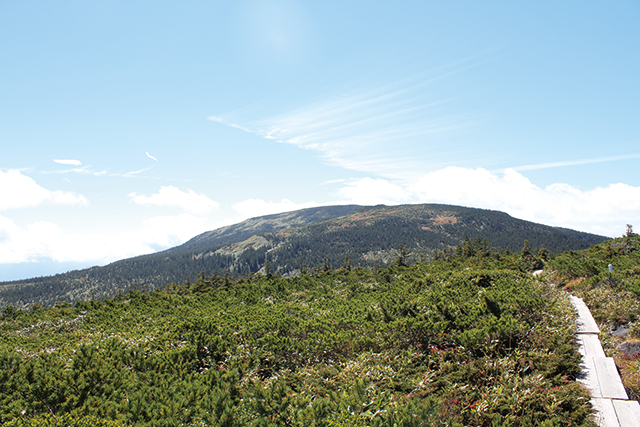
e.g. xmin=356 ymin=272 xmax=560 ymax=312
xmin=0 ymin=259 xmax=594 ymax=426
xmin=5 ymin=414 xmax=127 ymax=427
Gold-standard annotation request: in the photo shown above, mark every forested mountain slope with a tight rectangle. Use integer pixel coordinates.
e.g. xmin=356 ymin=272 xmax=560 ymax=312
xmin=0 ymin=203 xmax=607 ymax=309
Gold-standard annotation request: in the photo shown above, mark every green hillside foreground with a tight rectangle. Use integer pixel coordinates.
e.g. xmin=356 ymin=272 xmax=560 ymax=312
xmin=548 ymin=230 xmax=640 ymax=401
xmin=0 ymin=244 xmax=596 ymax=427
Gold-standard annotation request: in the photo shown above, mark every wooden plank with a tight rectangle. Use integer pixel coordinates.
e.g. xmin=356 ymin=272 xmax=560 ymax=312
xmin=576 ymin=334 xmax=587 ymax=358
xmin=593 ymin=357 xmax=628 ymax=400
xmin=570 ymin=295 xmax=601 ymax=333
xmin=579 ymin=356 xmax=601 ymax=397
xmin=612 ymin=400 xmax=640 ymax=427
xmin=591 ymin=398 xmax=621 ymax=427
xmin=569 ymin=293 xmax=639 ymax=427
xmin=579 ymin=333 xmax=607 ymax=358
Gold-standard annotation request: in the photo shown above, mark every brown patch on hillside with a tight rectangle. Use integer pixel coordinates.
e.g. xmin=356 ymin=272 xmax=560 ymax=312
xmin=431 ymin=215 xmax=457 ymax=225
xmin=329 ymin=209 xmax=404 ymax=229
xmin=421 ymin=226 xmax=432 ymax=231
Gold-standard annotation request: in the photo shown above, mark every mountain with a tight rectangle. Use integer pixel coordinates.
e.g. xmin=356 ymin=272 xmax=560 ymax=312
xmin=162 ymin=204 xmax=362 ymax=254
xmin=0 ymin=203 xmax=607 ymax=309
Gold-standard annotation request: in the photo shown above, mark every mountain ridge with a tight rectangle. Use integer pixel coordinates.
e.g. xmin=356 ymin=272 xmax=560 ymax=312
xmin=0 ymin=203 xmax=608 ymax=309
xmin=156 ymin=204 xmax=362 ymax=256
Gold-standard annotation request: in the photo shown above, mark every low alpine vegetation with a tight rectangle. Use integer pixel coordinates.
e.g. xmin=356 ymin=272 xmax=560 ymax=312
xmin=1 ymin=244 xmax=594 ymax=426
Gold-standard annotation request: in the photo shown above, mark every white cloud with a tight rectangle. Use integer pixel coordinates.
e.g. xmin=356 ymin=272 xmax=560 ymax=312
xmin=410 ymin=167 xmax=535 ymax=212
xmin=0 ymin=185 xmax=224 ymax=268
xmin=0 ymin=212 xmax=226 ymax=266
xmin=138 ymin=213 xmax=219 ymax=249
xmin=0 ymin=217 xmax=121 ymax=265
xmin=3 ymin=166 xmax=637 ymax=272
xmin=0 ymin=169 xmax=88 ymax=210
xmin=408 ymin=167 xmax=640 ymax=237
xmin=326 ymin=168 xmax=640 ymax=237
xmin=0 ymin=216 xmax=64 ymax=263
xmin=232 ymin=198 xmax=320 ymax=219
xmin=230 ymin=169 xmax=640 ymax=238
xmin=53 ymin=159 xmax=82 ymax=166
xmin=129 ymin=186 xmax=220 ymax=215
xmin=337 ymin=177 xmax=411 ymax=205
xmin=146 ymin=152 xmax=159 ymax=161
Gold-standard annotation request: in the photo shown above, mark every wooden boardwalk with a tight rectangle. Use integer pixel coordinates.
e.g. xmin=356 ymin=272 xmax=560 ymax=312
xmin=570 ymin=295 xmax=640 ymax=426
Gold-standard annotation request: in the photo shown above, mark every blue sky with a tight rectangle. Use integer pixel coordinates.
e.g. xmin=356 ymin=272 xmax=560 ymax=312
xmin=1 ymin=1 xmax=639 ymax=281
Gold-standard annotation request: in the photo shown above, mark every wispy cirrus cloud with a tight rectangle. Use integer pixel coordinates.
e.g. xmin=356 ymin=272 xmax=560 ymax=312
xmin=42 ymin=165 xmax=153 ymax=179
xmin=118 ymin=167 xmax=153 ymax=178
xmin=53 ymin=159 xmax=82 ymax=166
xmin=209 ymin=64 xmax=479 ymax=178
xmin=46 ymin=165 xmax=92 ymax=174
xmin=510 ymin=152 xmax=640 ymax=172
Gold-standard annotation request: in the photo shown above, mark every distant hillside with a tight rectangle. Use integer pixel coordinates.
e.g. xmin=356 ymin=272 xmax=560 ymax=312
xmin=0 ymin=203 xmax=607 ymax=309
xmin=161 ymin=204 xmax=361 ymax=254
